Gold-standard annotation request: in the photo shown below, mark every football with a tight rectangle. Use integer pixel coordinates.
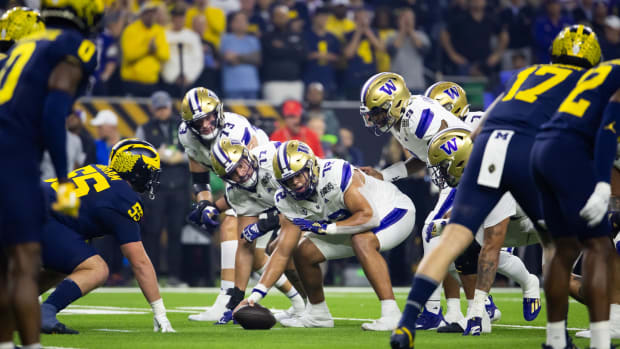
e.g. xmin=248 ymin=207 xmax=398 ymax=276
xmin=233 ymin=303 xmax=277 ymax=330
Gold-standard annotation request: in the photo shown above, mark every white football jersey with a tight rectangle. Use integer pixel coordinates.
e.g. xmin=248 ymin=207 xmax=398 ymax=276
xmin=462 ymin=111 xmax=484 ymax=130
xmin=225 ymin=142 xmax=281 ymax=216
xmin=178 ymin=112 xmax=269 ymax=170
xmin=391 ymin=95 xmax=468 ymax=163
xmin=275 ymin=159 xmax=413 ymax=225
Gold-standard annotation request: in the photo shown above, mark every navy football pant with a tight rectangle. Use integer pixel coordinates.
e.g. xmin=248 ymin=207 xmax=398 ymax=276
xmin=41 ymin=219 xmax=98 ymax=274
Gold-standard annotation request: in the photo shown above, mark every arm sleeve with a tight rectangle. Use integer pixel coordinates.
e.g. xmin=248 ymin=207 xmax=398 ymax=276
xmin=43 ymin=90 xmax=74 ymax=180
xmin=594 ymin=101 xmax=620 ymax=183
xmin=98 ymin=208 xmax=142 ymax=245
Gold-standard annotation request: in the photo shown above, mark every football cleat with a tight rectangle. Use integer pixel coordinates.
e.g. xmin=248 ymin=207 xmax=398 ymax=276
xmin=523 ymin=297 xmax=541 ymax=322
xmin=414 ymin=306 xmax=446 ymax=330
xmin=41 ymin=322 xmax=79 ymax=335
xmin=390 ymin=326 xmax=415 ymax=349
xmin=188 ymin=293 xmax=231 ymax=322
xmin=437 ymin=322 xmax=465 ymax=333
xmin=362 ymin=315 xmax=400 ymax=331
xmin=541 ymin=335 xmax=580 ymax=349
xmin=214 ymin=310 xmax=237 ymax=325
xmin=274 ymin=306 xmax=304 ymax=323
xmin=485 ymin=295 xmax=502 ymax=322
xmin=463 ymin=317 xmax=482 ymax=336
xmin=279 ymin=310 xmax=334 ymax=328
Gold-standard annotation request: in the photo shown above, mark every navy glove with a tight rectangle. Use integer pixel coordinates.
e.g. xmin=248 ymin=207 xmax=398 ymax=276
xmin=187 ymin=200 xmax=219 ymax=230
xmin=292 ymin=218 xmax=328 ymax=235
xmin=241 ymin=223 xmax=266 ymax=243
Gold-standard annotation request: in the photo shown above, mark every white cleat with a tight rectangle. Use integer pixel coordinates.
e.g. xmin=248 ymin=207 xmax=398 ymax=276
xmin=280 ymin=311 xmax=334 ymax=328
xmin=576 ymin=328 xmax=620 ymax=339
xmin=188 ymin=294 xmax=231 ymax=322
xmin=361 ymin=315 xmax=400 ymax=331
xmin=444 ymin=311 xmax=465 ymax=325
xmin=274 ymin=306 xmax=305 ymax=323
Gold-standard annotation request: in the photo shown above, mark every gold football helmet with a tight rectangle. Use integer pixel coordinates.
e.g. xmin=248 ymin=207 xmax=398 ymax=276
xmin=211 ymin=138 xmax=259 ymax=190
xmin=427 ymin=127 xmax=473 ymax=189
xmin=424 ymin=81 xmax=469 ymax=119
xmin=109 ymin=138 xmax=161 ymax=198
xmin=360 ymin=72 xmax=411 ymax=136
xmin=41 ymin=0 xmax=105 ymax=34
xmin=273 ymin=140 xmax=320 ymax=200
xmin=181 ymin=87 xmax=225 ymax=141
xmin=0 ymin=7 xmax=45 ymax=48
xmin=550 ymin=24 xmax=601 ymax=69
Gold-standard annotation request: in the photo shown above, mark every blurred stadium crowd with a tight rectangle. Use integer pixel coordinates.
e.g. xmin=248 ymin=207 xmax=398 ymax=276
xmin=2 ymin=0 xmax=610 ymax=287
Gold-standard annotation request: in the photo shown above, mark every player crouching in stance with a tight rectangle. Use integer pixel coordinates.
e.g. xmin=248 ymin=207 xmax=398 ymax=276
xmin=39 ymin=140 xmax=175 ymax=334
xmin=236 ymin=140 xmax=416 ymax=331
xmin=209 ymin=139 xmax=306 ymax=324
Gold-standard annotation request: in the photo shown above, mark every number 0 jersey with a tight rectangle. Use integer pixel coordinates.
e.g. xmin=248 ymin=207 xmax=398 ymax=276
xmin=179 ymin=112 xmax=269 ymax=170
xmin=485 ymin=64 xmax=585 ymax=135
xmin=540 ymin=59 xmax=620 ymax=142
xmin=275 ymin=159 xmax=414 ymax=226
xmin=225 ymin=142 xmax=281 ymax=216
xmin=43 ymin=164 xmax=143 ymax=245
xmin=0 ymin=28 xmax=96 ymax=150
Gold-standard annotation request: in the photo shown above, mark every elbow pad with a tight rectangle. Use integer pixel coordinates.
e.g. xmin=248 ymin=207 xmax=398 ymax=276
xmin=257 ymin=209 xmax=280 ymax=233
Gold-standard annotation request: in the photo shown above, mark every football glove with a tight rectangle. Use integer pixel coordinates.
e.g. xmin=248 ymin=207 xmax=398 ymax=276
xmin=187 ymin=200 xmax=219 ymax=229
xmin=241 ymin=223 xmax=265 ymax=243
xmin=52 ymin=182 xmax=80 ymax=217
xmin=292 ymin=218 xmax=328 ymax=235
xmin=424 ymin=218 xmax=448 ymax=242
xmin=151 ymin=299 xmax=175 ymax=333
xmin=580 ymin=182 xmax=611 ymax=227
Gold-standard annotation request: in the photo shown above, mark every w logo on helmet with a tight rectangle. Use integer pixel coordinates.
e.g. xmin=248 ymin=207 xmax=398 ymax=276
xmin=378 ymin=79 xmax=397 ymax=95
xmin=440 ymin=138 xmax=459 ymax=155
xmin=444 ymin=87 xmax=460 ymax=99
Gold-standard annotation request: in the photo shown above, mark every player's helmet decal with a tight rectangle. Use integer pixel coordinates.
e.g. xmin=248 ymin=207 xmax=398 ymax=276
xmin=424 ymin=81 xmax=470 ymax=119
xmin=550 ymin=24 xmax=601 ymax=69
xmin=427 ymin=127 xmax=473 ymax=189
xmin=109 ymin=138 xmax=161 ymax=199
xmin=360 ymin=72 xmax=411 ymax=136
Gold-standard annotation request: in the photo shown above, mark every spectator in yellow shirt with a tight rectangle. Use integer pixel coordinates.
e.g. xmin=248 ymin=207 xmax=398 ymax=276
xmin=120 ymin=2 xmax=170 ymax=97
xmin=185 ymin=0 xmax=226 ymax=48
xmin=325 ymin=0 xmax=356 ymax=43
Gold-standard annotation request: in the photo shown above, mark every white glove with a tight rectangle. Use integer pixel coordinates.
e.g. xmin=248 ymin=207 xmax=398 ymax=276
xmin=579 ymin=182 xmax=611 ymax=227
xmin=151 ymin=299 xmax=176 ymax=333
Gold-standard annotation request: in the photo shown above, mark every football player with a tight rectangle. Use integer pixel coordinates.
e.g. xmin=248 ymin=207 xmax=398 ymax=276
xmin=209 ymin=138 xmax=306 ymax=324
xmin=0 ymin=1 xmax=103 ymax=348
xmin=390 ymin=25 xmax=601 ymax=349
xmin=178 ymin=87 xmax=271 ymax=321
xmin=38 ymin=139 xmax=174 ymax=334
xmin=236 ymin=140 xmax=416 ymax=331
xmin=531 ymin=57 xmax=620 ymax=349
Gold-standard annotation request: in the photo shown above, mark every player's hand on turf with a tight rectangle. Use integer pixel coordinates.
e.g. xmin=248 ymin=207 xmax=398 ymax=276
xmin=187 ymin=200 xmax=219 ymax=229
xmin=153 ymin=314 xmax=176 ymax=333
xmin=359 ymin=166 xmax=383 ymax=180
xmin=292 ymin=218 xmax=328 ymax=235
xmin=52 ymin=181 xmax=80 ymax=217
xmin=241 ymin=223 xmax=265 ymax=243
xmin=580 ymin=182 xmax=611 ymax=227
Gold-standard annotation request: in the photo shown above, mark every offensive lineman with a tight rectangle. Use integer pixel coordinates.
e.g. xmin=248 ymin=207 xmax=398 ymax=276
xmin=236 ymin=140 xmax=416 ymax=331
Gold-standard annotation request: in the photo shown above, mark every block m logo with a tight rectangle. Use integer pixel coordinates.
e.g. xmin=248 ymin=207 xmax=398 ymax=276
xmin=440 ymin=137 xmax=459 ymax=155
xmin=495 ymin=132 xmax=511 ymax=140
xmin=378 ymin=79 xmax=397 ymax=95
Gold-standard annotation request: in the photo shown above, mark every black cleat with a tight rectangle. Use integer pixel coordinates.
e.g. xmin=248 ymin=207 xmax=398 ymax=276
xmin=437 ymin=322 xmax=465 ymax=333
xmin=390 ymin=326 xmax=415 ymax=349
xmin=42 ymin=322 xmax=79 ymax=334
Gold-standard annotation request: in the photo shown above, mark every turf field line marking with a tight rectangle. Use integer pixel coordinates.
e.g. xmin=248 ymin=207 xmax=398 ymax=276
xmin=93 ymin=329 xmax=136 ymax=333
xmin=88 ymin=286 xmax=527 ymax=294
xmin=65 ymin=305 xmax=197 ymax=314
xmin=493 ymin=324 xmax=587 ymax=331
xmin=43 ymin=347 xmax=85 ymax=349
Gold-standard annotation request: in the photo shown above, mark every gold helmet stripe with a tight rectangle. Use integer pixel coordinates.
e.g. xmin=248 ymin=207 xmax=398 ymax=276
xmin=188 ymin=88 xmax=202 ymax=115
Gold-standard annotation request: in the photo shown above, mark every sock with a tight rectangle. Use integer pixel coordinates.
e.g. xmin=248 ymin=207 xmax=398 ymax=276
xmin=309 ymin=301 xmax=329 ymax=314
xmin=220 ymin=279 xmax=234 ymax=295
xmin=274 ymin=273 xmax=288 ymax=288
xmin=546 ymin=320 xmax=567 ymax=349
xmin=497 ymin=251 xmax=530 ymax=290
xmin=380 ymin=299 xmax=400 ymax=318
xmin=22 ymin=344 xmax=41 ymax=349
xmin=470 ymin=289 xmax=487 ymax=318
xmin=288 ymin=290 xmax=305 ymax=311
xmin=591 ymin=321 xmax=610 ymax=349
xmin=611 ymin=304 xmax=620 ymax=325
xmin=426 ymin=281 xmax=442 ymax=314
xmin=44 ymin=278 xmax=83 ymax=313
xmin=400 ymin=275 xmax=439 ymax=329
xmin=0 ymin=342 xmax=13 ymax=349
xmin=446 ymin=298 xmax=461 ymax=316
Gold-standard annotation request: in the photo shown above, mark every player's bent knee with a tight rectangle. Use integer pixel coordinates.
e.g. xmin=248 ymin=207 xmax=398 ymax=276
xmin=76 ymin=255 xmax=109 ymax=286
xmin=294 ymin=240 xmax=325 ymax=265
xmin=351 ymin=233 xmax=380 ymax=254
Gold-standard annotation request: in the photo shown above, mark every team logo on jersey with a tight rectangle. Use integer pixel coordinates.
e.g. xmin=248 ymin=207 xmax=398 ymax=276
xmin=378 ymin=79 xmax=397 ymax=95
xmin=320 ymin=182 xmax=334 ymax=197
xmin=439 ymin=137 xmax=459 ymax=155
xmin=443 ymin=86 xmax=461 ymax=99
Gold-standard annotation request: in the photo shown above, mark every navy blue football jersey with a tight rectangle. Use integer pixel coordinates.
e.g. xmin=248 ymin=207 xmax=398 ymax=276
xmin=0 ymin=28 xmax=96 ymax=152
xmin=540 ymin=59 xmax=620 ymax=142
xmin=484 ymin=64 xmax=586 ymax=135
xmin=43 ymin=164 xmax=142 ymax=244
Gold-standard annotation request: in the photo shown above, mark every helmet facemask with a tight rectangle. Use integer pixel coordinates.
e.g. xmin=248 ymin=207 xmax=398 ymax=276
xmin=223 ymin=154 xmax=259 ymax=191
xmin=429 ymin=160 xmax=459 ymax=189
xmin=188 ymin=108 xmax=222 ymax=142
xmin=278 ymin=164 xmax=317 ymax=201
xmin=360 ymin=101 xmax=398 ymax=136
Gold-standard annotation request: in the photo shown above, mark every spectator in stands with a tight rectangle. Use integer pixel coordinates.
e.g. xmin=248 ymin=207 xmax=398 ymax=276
xmin=120 ymin=2 xmax=170 ymax=97
xmin=185 ymin=0 xmax=227 ymax=49
xmin=135 ymin=91 xmax=189 ymax=287
xmin=307 ymin=116 xmax=334 ymax=157
xmin=303 ymin=7 xmax=341 ymax=96
xmin=343 ymin=8 xmax=385 ymax=99
xmin=91 ymin=110 xmax=121 ymax=165
xmin=305 ymin=82 xmax=340 ymax=136
xmin=67 ymin=109 xmax=97 ymax=166
xmin=390 ymin=0 xmax=439 ymax=34
xmin=163 ymin=6 xmax=204 ymax=98
xmin=261 ymin=5 xmax=306 ymax=104
xmin=93 ymin=11 xmax=125 ymax=96
xmin=440 ymin=0 xmax=508 ymax=76
xmin=387 ymin=7 xmax=430 ymax=92
xmin=332 ymin=127 xmax=364 ymax=166
xmin=270 ymin=99 xmax=325 ymax=158
xmin=220 ymin=11 xmax=261 ymax=99
xmin=40 ymin=130 xmax=84 ymax=180
xmin=592 ymin=1 xmax=609 ymax=36
xmin=573 ymin=0 xmax=596 ymax=24
xmin=499 ymin=0 xmax=535 ymax=69
xmin=192 ymin=15 xmax=220 ymax=92
xmin=326 ymin=0 xmax=356 ymax=43
xmin=256 ymin=0 xmax=274 ymax=31
xmin=281 ymin=0 xmax=311 ymax=29
xmin=532 ymin=0 xmax=573 ymax=64
xmin=240 ymin=0 xmax=267 ymax=36
xmin=601 ymin=15 xmax=620 ymax=59
xmin=373 ymin=6 xmax=396 ymax=73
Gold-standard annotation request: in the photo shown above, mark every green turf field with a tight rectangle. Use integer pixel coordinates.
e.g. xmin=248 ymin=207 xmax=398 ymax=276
xmin=36 ymin=287 xmax=618 ymax=349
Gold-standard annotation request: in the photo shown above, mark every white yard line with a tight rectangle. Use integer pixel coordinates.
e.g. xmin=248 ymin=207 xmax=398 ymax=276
xmin=89 ymin=286 xmax=527 ymax=294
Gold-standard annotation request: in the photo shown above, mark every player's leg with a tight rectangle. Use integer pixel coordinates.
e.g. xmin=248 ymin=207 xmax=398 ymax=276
xmin=497 ymin=249 xmax=540 ymax=320
xmin=0 ymin=248 xmax=14 ymax=348
xmin=267 ymin=232 xmax=308 ymax=300
xmin=8 ymin=242 xmax=43 ymax=343
xmin=416 ymin=234 xmax=446 ymax=330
